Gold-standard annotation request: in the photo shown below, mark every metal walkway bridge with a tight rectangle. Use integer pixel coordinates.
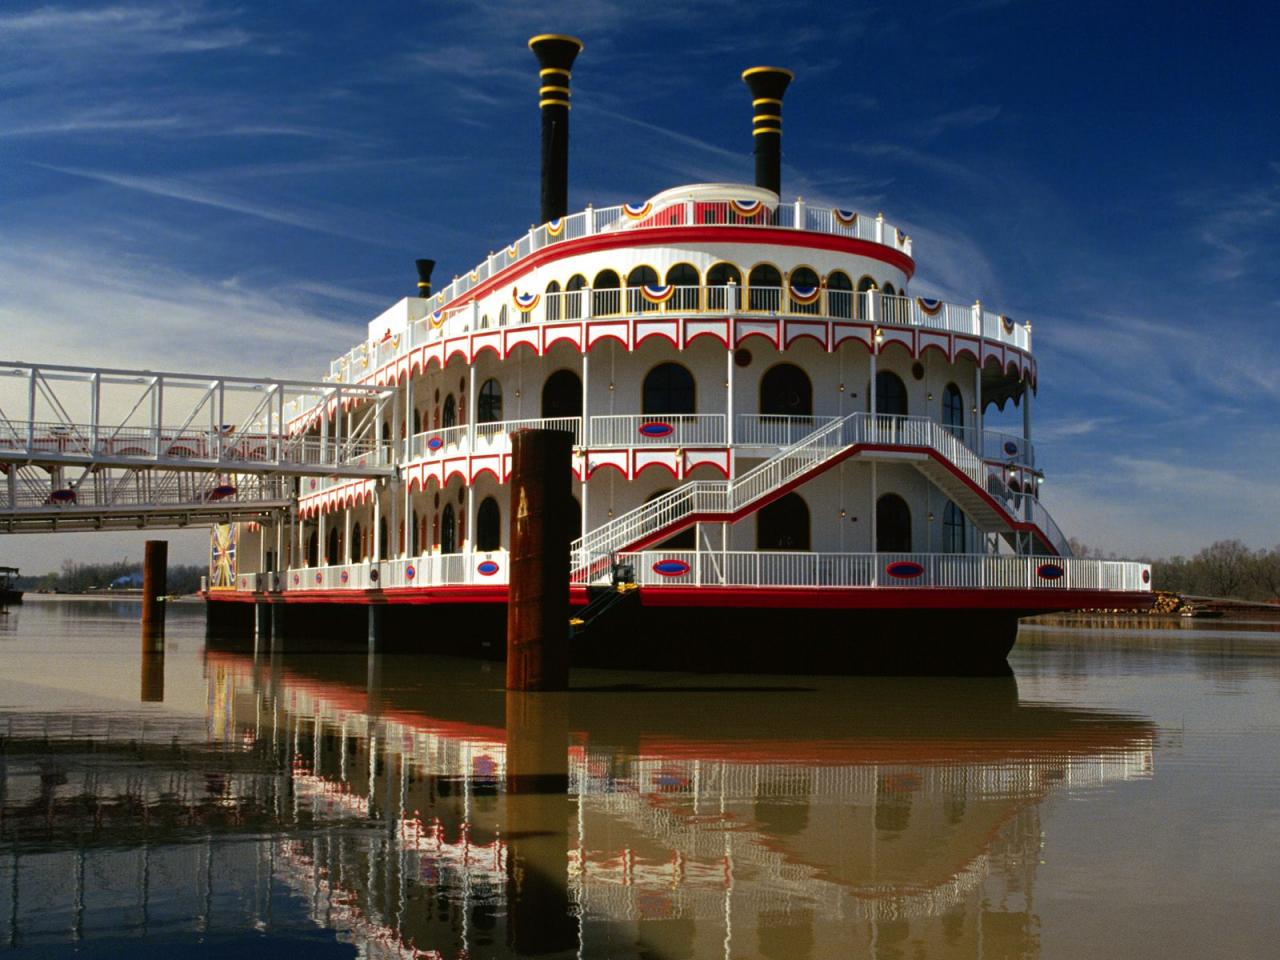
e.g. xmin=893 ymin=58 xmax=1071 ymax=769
xmin=0 ymin=360 xmax=395 ymax=533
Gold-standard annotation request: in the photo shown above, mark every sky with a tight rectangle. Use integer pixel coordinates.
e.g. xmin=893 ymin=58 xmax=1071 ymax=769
xmin=1 ymin=0 xmax=1277 ymax=573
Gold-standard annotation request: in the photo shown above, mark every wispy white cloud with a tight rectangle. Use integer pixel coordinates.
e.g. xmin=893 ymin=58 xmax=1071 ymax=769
xmin=0 ymin=3 xmax=254 ymax=58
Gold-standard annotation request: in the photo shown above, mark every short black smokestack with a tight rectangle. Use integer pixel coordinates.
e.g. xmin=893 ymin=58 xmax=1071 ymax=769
xmin=528 ymin=33 xmax=583 ymax=225
xmin=415 ymin=258 xmax=435 ymax=298
xmin=741 ymin=66 xmax=793 ymax=197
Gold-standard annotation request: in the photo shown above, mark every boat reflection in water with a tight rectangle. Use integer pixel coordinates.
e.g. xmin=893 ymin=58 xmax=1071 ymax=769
xmin=0 ymin=648 xmax=1155 ymax=957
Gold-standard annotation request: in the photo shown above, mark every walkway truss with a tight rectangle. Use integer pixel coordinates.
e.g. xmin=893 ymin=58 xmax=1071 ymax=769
xmin=0 ymin=361 xmax=395 ymax=533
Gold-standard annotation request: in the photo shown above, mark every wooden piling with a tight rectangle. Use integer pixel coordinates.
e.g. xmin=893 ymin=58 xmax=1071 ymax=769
xmin=141 ymin=539 xmax=167 ymax=648
xmin=506 ymin=429 xmax=574 ymax=691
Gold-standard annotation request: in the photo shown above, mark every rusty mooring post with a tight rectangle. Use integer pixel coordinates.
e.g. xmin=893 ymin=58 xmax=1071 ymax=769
xmin=506 ymin=429 xmax=573 ymax=691
xmin=141 ymin=539 xmax=167 ymax=649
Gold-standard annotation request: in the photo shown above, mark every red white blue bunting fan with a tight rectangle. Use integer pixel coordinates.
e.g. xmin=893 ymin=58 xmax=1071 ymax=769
xmin=833 ymin=208 xmax=859 ymax=228
xmin=731 ymin=199 xmax=764 ymax=217
xmin=916 ymin=297 xmax=944 ymax=316
xmin=623 ymin=202 xmax=652 ymax=220
xmin=788 ymin=282 xmax=821 ymax=305
xmin=513 ymin=290 xmax=540 ymax=312
xmin=640 ymin=284 xmax=674 ymax=304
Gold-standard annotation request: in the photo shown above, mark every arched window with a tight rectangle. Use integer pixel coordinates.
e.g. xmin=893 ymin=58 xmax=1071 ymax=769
xmin=352 ymin=521 xmax=363 ymax=561
xmin=442 ymin=394 xmax=457 ymax=428
xmin=760 ymin=363 xmax=813 ymax=417
xmin=827 ymin=271 xmax=853 ymax=319
xmin=627 ymin=265 xmax=660 ymax=313
xmin=545 ymin=279 xmax=562 ymax=322
xmin=706 ymin=262 xmax=742 ymax=311
xmin=476 ymin=497 xmax=501 ymax=551
xmin=379 ymin=516 xmax=388 ymax=561
xmin=856 ymin=275 xmax=877 ymax=320
xmin=565 ymin=274 xmax=587 ymax=319
xmin=943 ymin=501 xmax=966 ymax=553
xmin=789 ymin=266 xmax=821 ymax=315
xmin=666 ymin=263 xmax=700 ymax=311
xmin=643 ymin=363 xmax=696 ymax=415
xmin=412 ymin=408 xmax=421 ymax=435
xmin=883 ymin=282 xmax=897 ymax=297
xmin=592 ymin=269 xmax=620 ymax=317
xmin=327 ymin=526 xmax=339 ymax=566
xmin=478 ymin=378 xmax=502 ymax=423
xmin=382 ymin=422 xmax=391 ymax=445
xmin=942 ymin=383 xmax=964 ymax=438
xmin=542 ymin=369 xmax=583 ymax=418
xmin=646 ymin=489 xmax=694 ymax=548
xmin=876 ymin=494 xmax=911 ymax=552
xmin=871 ymin=371 xmax=908 ymax=416
xmin=498 ymin=304 xmax=510 ymax=327
xmin=757 ymin=492 xmax=810 ymax=550
xmin=748 ymin=264 xmax=782 ymax=312
xmin=440 ymin=503 xmax=457 ymax=554
xmin=307 ymin=530 xmax=318 ymax=567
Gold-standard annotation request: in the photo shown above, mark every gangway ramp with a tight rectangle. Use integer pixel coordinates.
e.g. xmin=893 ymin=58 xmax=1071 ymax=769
xmin=0 ymin=360 xmax=395 ymax=533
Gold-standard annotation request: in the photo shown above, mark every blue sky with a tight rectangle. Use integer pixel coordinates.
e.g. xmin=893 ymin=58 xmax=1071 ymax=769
xmin=1 ymin=0 xmax=1277 ymax=571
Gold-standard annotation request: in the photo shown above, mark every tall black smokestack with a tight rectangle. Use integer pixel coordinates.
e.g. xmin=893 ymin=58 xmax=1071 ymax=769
xmin=741 ymin=66 xmax=793 ymax=197
xmin=415 ymin=258 xmax=435 ymax=298
xmin=528 ymin=33 xmax=583 ymax=225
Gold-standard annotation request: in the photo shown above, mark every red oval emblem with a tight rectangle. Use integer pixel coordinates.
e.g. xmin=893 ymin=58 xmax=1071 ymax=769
xmin=477 ymin=560 xmax=500 ymax=576
xmin=652 ymin=559 xmax=691 ymax=577
xmin=885 ymin=561 xmax=925 ymax=579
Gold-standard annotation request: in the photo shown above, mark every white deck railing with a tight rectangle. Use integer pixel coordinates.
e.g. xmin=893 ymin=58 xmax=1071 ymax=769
xmin=321 ymin=287 xmax=1031 ymax=396
xmin=588 ymin=414 xmax=726 ymax=447
xmin=284 ymin=553 xmax=509 ymax=591
xmin=618 ymin=550 xmax=1150 ymax=593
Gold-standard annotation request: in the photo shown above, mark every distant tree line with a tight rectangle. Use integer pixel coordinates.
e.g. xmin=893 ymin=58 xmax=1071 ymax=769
xmin=1070 ymin=538 xmax=1280 ymax=602
xmin=15 ymin=560 xmax=206 ymax=595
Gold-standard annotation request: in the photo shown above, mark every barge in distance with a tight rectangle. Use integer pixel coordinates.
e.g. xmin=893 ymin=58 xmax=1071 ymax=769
xmin=203 ymin=33 xmax=1153 ymax=672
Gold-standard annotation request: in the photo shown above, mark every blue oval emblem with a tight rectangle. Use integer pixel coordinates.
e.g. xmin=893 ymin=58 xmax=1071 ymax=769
xmin=1003 ymin=441 xmax=1018 ymax=456
xmin=639 ymin=422 xmax=674 ymax=439
xmin=314 ymin=572 xmax=323 ymax=584
xmin=477 ymin=560 xmax=500 ymax=576
xmin=405 ymin=564 xmax=416 ymax=581
xmin=427 ymin=436 xmax=443 ymax=451
xmin=339 ymin=570 xmax=350 ymax=584
xmin=1037 ymin=563 xmax=1065 ymax=580
xmin=885 ymin=561 xmax=925 ymax=579
xmin=652 ymin=559 xmax=691 ymax=577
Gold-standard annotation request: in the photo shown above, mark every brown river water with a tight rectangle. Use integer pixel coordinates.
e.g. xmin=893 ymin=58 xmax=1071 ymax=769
xmin=0 ymin=596 xmax=1277 ymax=958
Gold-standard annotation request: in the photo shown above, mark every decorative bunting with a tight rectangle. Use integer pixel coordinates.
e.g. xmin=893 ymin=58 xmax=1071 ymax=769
xmin=623 ymin=201 xmax=652 ymax=220
xmin=916 ymin=297 xmax=944 ymax=316
xmin=788 ymin=282 xmax=821 ymax=305
xmin=1001 ymin=315 xmax=1015 ymax=334
xmin=546 ymin=217 xmax=565 ymax=237
xmin=429 ymin=309 xmax=446 ymax=329
xmin=731 ymin=199 xmax=764 ymax=217
xmin=513 ymin=289 xmax=540 ymax=312
xmin=507 ymin=243 xmax=519 ymax=259
xmin=469 ymin=269 xmax=480 ymax=282
xmin=640 ymin=283 xmax=674 ymax=305
xmin=833 ymin=208 xmax=859 ymax=228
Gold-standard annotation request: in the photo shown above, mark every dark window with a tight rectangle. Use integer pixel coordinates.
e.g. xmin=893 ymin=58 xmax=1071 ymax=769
xmin=627 ymin=265 xmax=660 ymax=313
xmin=827 ymin=271 xmax=853 ymax=318
xmin=327 ymin=526 xmax=339 ymax=565
xmin=412 ymin=408 xmax=421 ymax=435
xmin=440 ymin=503 xmax=457 ymax=554
xmin=872 ymin=371 xmax=908 ymax=416
xmin=565 ymin=274 xmax=586 ymax=319
xmin=876 ymin=494 xmax=911 ymax=552
xmin=706 ymin=262 xmax=742 ymax=311
xmin=643 ymin=363 xmax=695 ymax=415
xmin=478 ymin=378 xmax=502 ymax=423
xmin=757 ymin=492 xmax=810 ymax=550
xmin=646 ymin=488 xmax=694 ymax=548
xmin=542 ymin=369 xmax=582 ymax=418
xmin=943 ymin=501 xmax=966 ymax=553
xmin=545 ymin=280 xmax=561 ymax=321
xmin=307 ymin=530 xmax=318 ymax=567
xmin=352 ymin=522 xmax=363 ymax=560
xmin=379 ymin=516 xmax=388 ymax=560
xmin=942 ymin=383 xmax=964 ymax=437
xmin=789 ymin=266 xmax=821 ymax=315
xmin=592 ymin=269 xmax=620 ymax=317
xmin=666 ymin=263 xmax=700 ymax=311
xmin=883 ymin=282 xmax=897 ymax=296
xmin=856 ymin=276 xmax=876 ymax=320
xmin=442 ymin=394 xmax=457 ymax=428
xmin=760 ymin=363 xmax=813 ymax=416
xmin=476 ymin=497 xmax=501 ymax=551
xmin=748 ymin=264 xmax=782 ymax=312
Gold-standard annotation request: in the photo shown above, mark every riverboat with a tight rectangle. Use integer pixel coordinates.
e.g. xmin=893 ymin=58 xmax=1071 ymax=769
xmin=203 ymin=34 xmax=1153 ymax=670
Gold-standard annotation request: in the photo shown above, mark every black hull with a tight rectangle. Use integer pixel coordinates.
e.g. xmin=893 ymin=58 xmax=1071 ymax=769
xmin=0 ymin=589 xmax=22 ymax=605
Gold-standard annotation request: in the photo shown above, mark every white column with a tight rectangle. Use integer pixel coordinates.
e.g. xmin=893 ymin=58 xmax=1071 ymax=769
xmin=318 ymin=511 xmax=327 ymax=566
xmin=372 ymin=492 xmax=382 ymax=561
xmin=466 ymin=483 xmax=476 ymax=557
xmin=974 ymin=363 xmax=983 ymax=440
xmin=581 ymin=350 xmax=590 ymax=443
xmin=344 ymin=509 xmax=353 ymax=564
xmin=389 ymin=480 xmax=400 ymax=560
xmin=870 ymin=461 xmax=878 ymax=566
xmin=725 ymin=345 xmax=735 ymax=451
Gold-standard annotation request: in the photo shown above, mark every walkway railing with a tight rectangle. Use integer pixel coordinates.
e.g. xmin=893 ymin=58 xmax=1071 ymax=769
xmin=282 ymin=553 xmax=509 ymax=591
xmin=618 ymin=550 xmax=1151 ymax=593
xmin=323 ymin=287 xmax=1031 ymax=392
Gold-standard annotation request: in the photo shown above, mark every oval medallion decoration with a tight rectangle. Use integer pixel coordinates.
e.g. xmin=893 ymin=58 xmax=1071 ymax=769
xmin=405 ymin=564 xmax=416 ymax=581
xmin=369 ymin=568 xmax=379 ymax=583
xmin=209 ymin=483 xmax=237 ymax=501
xmin=1003 ymin=441 xmax=1019 ymax=456
xmin=477 ymin=560 xmax=500 ymax=576
xmin=1037 ymin=563 xmax=1065 ymax=580
xmin=885 ymin=561 xmax=925 ymax=580
xmin=314 ymin=572 xmax=323 ymax=585
xmin=652 ymin=559 xmax=691 ymax=577
xmin=1142 ymin=569 xmax=1151 ymax=584
xmin=427 ymin=436 xmax=444 ymax=451
xmin=292 ymin=573 xmax=300 ymax=586
xmin=340 ymin=570 xmax=350 ymax=584
xmin=638 ymin=421 xmax=674 ymax=439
